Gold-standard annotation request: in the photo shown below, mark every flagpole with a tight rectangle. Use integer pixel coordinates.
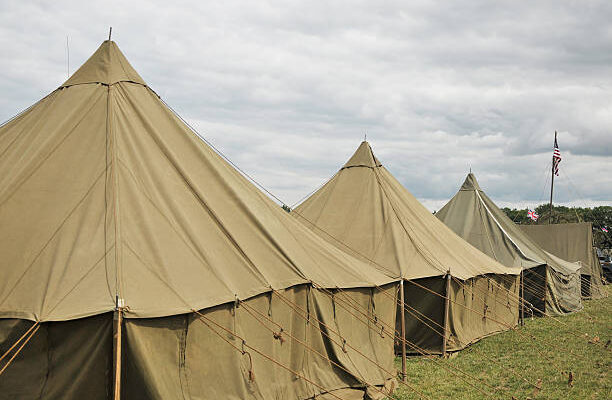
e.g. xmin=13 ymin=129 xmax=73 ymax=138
xmin=548 ymin=131 xmax=556 ymax=224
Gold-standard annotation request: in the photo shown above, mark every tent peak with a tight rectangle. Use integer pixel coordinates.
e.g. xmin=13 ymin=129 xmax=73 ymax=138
xmin=460 ymin=173 xmax=482 ymax=191
xmin=342 ymin=141 xmax=382 ymax=169
xmin=61 ymin=40 xmax=145 ymax=87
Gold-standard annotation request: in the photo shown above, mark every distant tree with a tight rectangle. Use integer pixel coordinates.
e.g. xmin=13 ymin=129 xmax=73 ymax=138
xmin=502 ymin=204 xmax=612 ymax=248
xmin=501 ymin=207 xmax=530 ymax=224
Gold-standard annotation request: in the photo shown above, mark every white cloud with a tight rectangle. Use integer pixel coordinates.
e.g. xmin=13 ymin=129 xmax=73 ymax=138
xmin=1 ymin=0 xmax=610 ymax=209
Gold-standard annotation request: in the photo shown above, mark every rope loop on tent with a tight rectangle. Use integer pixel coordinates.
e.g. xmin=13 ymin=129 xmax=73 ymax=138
xmin=267 ymin=293 xmax=273 ymax=317
xmin=308 ymin=284 xmax=506 ymax=398
xmin=272 ymin=328 xmax=285 ymax=344
xmin=237 ymin=295 xmax=407 ymax=400
xmin=245 ymin=350 xmax=255 ymax=382
xmin=192 ymin=308 xmax=386 ymax=400
xmin=270 ymin=289 xmax=433 ymax=399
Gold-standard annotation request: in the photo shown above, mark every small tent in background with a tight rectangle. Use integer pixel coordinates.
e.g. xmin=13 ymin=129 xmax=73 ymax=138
xmin=294 ymin=142 xmax=521 ymax=357
xmin=521 ymin=222 xmax=606 ymax=299
xmin=436 ymin=173 xmax=583 ymax=315
xmin=0 ymin=41 xmax=399 ymax=400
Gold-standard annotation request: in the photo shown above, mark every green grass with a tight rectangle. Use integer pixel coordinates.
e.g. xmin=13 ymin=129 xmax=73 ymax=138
xmin=392 ymin=286 xmax=611 ymax=399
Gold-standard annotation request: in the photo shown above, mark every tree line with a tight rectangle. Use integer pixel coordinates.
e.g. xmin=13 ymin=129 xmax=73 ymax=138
xmin=501 ymin=205 xmax=612 ymax=248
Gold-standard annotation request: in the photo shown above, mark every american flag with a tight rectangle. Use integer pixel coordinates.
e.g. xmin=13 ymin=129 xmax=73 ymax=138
xmin=603 ymin=226 xmax=609 ymax=233
xmin=552 ymin=133 xmax=561 ymax=176
xmin=527 ymin=209 xmax=539 ymax=221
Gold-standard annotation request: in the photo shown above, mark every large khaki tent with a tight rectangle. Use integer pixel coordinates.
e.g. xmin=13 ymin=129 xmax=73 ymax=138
xmin=0 ymin=41 xmax=400 ymax=400
xmin=436 ymin=173 xmax=583 ymax=315
xmin=521 ymin=222 xmax=605 ymax=299
xmin=294 ymin=142 xmax=521 ymax=355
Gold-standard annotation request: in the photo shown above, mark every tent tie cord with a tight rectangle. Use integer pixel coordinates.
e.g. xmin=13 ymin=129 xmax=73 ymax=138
xmin=291 ymin=198 xmax=532 ymax=337
xmin=336 ymin=276 xmax=557 ymax=392
xmin=284 ymin=197 xmax=568 ymax=385
xmin=237 ymin=301 xmax=400 ymax=400
xmin=406 ymin=275 xmax=575 ymax=370
xmin=467 ymin=275 xmax=524 ymax=314
xmin=301 ymin=285 xmax=507 ymax=398
xmin=329 ymin=284 xmax=535 ymax=397
xmin=241 ymin=340 xmax=256 ymax=382
xmin=191 ymin=309 xmax=366 ymax=399
xmin=450 ymin=272 xmax=587 ymax=359
xmin=290 ymin=195 xmax=529 ymax=335
xmin=492 ymin=275 xmax=610 ymax=357
xmin=156 ymin=100 xmax=606 ymax=374
xmin=269 ymin=289 xmax=433 ymax=400
xmin=161 ymin=90 xmax=608 ymax=315
xmin=509 ymin=274 xmax=607 ymax=349
xmin=143 ymin=106 xmax=601 ymax=392
xmin=160 ymin=98 xmax=289 ymax=208
xmin=0 ymin=323 xmax=41 ymax=377
xmin=191 ymin=310 xmax=256 ymax=383
xmin=473 ymin=279 xmax=594 ymax=368
xmin=326 ymin=287 xmax=501 ymax=397
xmin=398 ymin=276 xmax=519 ymax=331
xmin=306 ymin=284 xmax=505 ymax=398
xmin=369 ymin=283 xmax=545 ymax=390
xmin=0 ymin=321 xmax=40 ymax=365
xmin=288 ymin=178 xmax=538 ymax=341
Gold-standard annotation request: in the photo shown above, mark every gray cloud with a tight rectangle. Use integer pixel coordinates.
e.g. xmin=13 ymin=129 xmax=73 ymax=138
xmin=1 ymin=0 xmax=611 ymax=210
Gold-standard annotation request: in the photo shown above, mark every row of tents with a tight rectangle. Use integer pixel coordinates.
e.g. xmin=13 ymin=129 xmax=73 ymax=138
xmin=0 ymin=40 xmax=605 ymax=399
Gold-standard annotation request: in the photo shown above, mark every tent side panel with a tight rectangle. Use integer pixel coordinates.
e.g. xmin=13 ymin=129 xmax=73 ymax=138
xmin=0 ymin=313 xmax=112 ymax=400
xmin=312 ymin=284 xmax=397 ymax=387
xmin=123 ymin=285 xmax=394 ymax=400
xmin=545 ymin=266 xmax=583 ymax=315
xmin=447 ymin=275 xmax=519 ymax=352
xmin=521 ymin=223 xmax=605 ymax=299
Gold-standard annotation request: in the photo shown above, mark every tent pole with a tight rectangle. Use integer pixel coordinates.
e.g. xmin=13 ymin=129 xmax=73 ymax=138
xmin=113 ymin=306 xmax=123 ymax=400
xmin=548 ymin=131 xmax=557 ymax=224
xmin=519 ymin=271 xmax=525 ymax=326
xmin=442 ymin=270 xmax=451 ymax=358
xmin=400 ymin=279 xmax=407 ymax=382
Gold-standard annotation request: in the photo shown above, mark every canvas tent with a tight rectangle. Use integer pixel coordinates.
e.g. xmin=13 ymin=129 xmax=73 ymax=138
xmin=436 ymin=173 xmax=583 ymax=315
xmin=521 ymin=222 xmax=606 ymax=299
xmin=0 ymin=41 xmax=400 ymax=400
xmin=294 ymin=142 xmax=521 ymax=355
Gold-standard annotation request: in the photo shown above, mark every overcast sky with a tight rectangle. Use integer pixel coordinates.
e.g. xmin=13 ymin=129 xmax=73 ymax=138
xmin=1 ymin=1 xmax=610 ymax=210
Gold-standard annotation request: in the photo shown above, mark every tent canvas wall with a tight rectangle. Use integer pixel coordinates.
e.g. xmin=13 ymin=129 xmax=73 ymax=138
xmin=0 ymin=41 xmax=399 ymax=400
xmin=294 ymin=142 xmax=521 ymax=355
xmin=436 ymin=173 xmax=583 ymax=315
xmin=521 ymin=222 xmax=606 ymax=299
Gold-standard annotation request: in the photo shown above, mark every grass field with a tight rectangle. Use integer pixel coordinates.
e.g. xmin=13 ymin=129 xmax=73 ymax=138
xmin=392 ymin=286 xmax=611 ymax=399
